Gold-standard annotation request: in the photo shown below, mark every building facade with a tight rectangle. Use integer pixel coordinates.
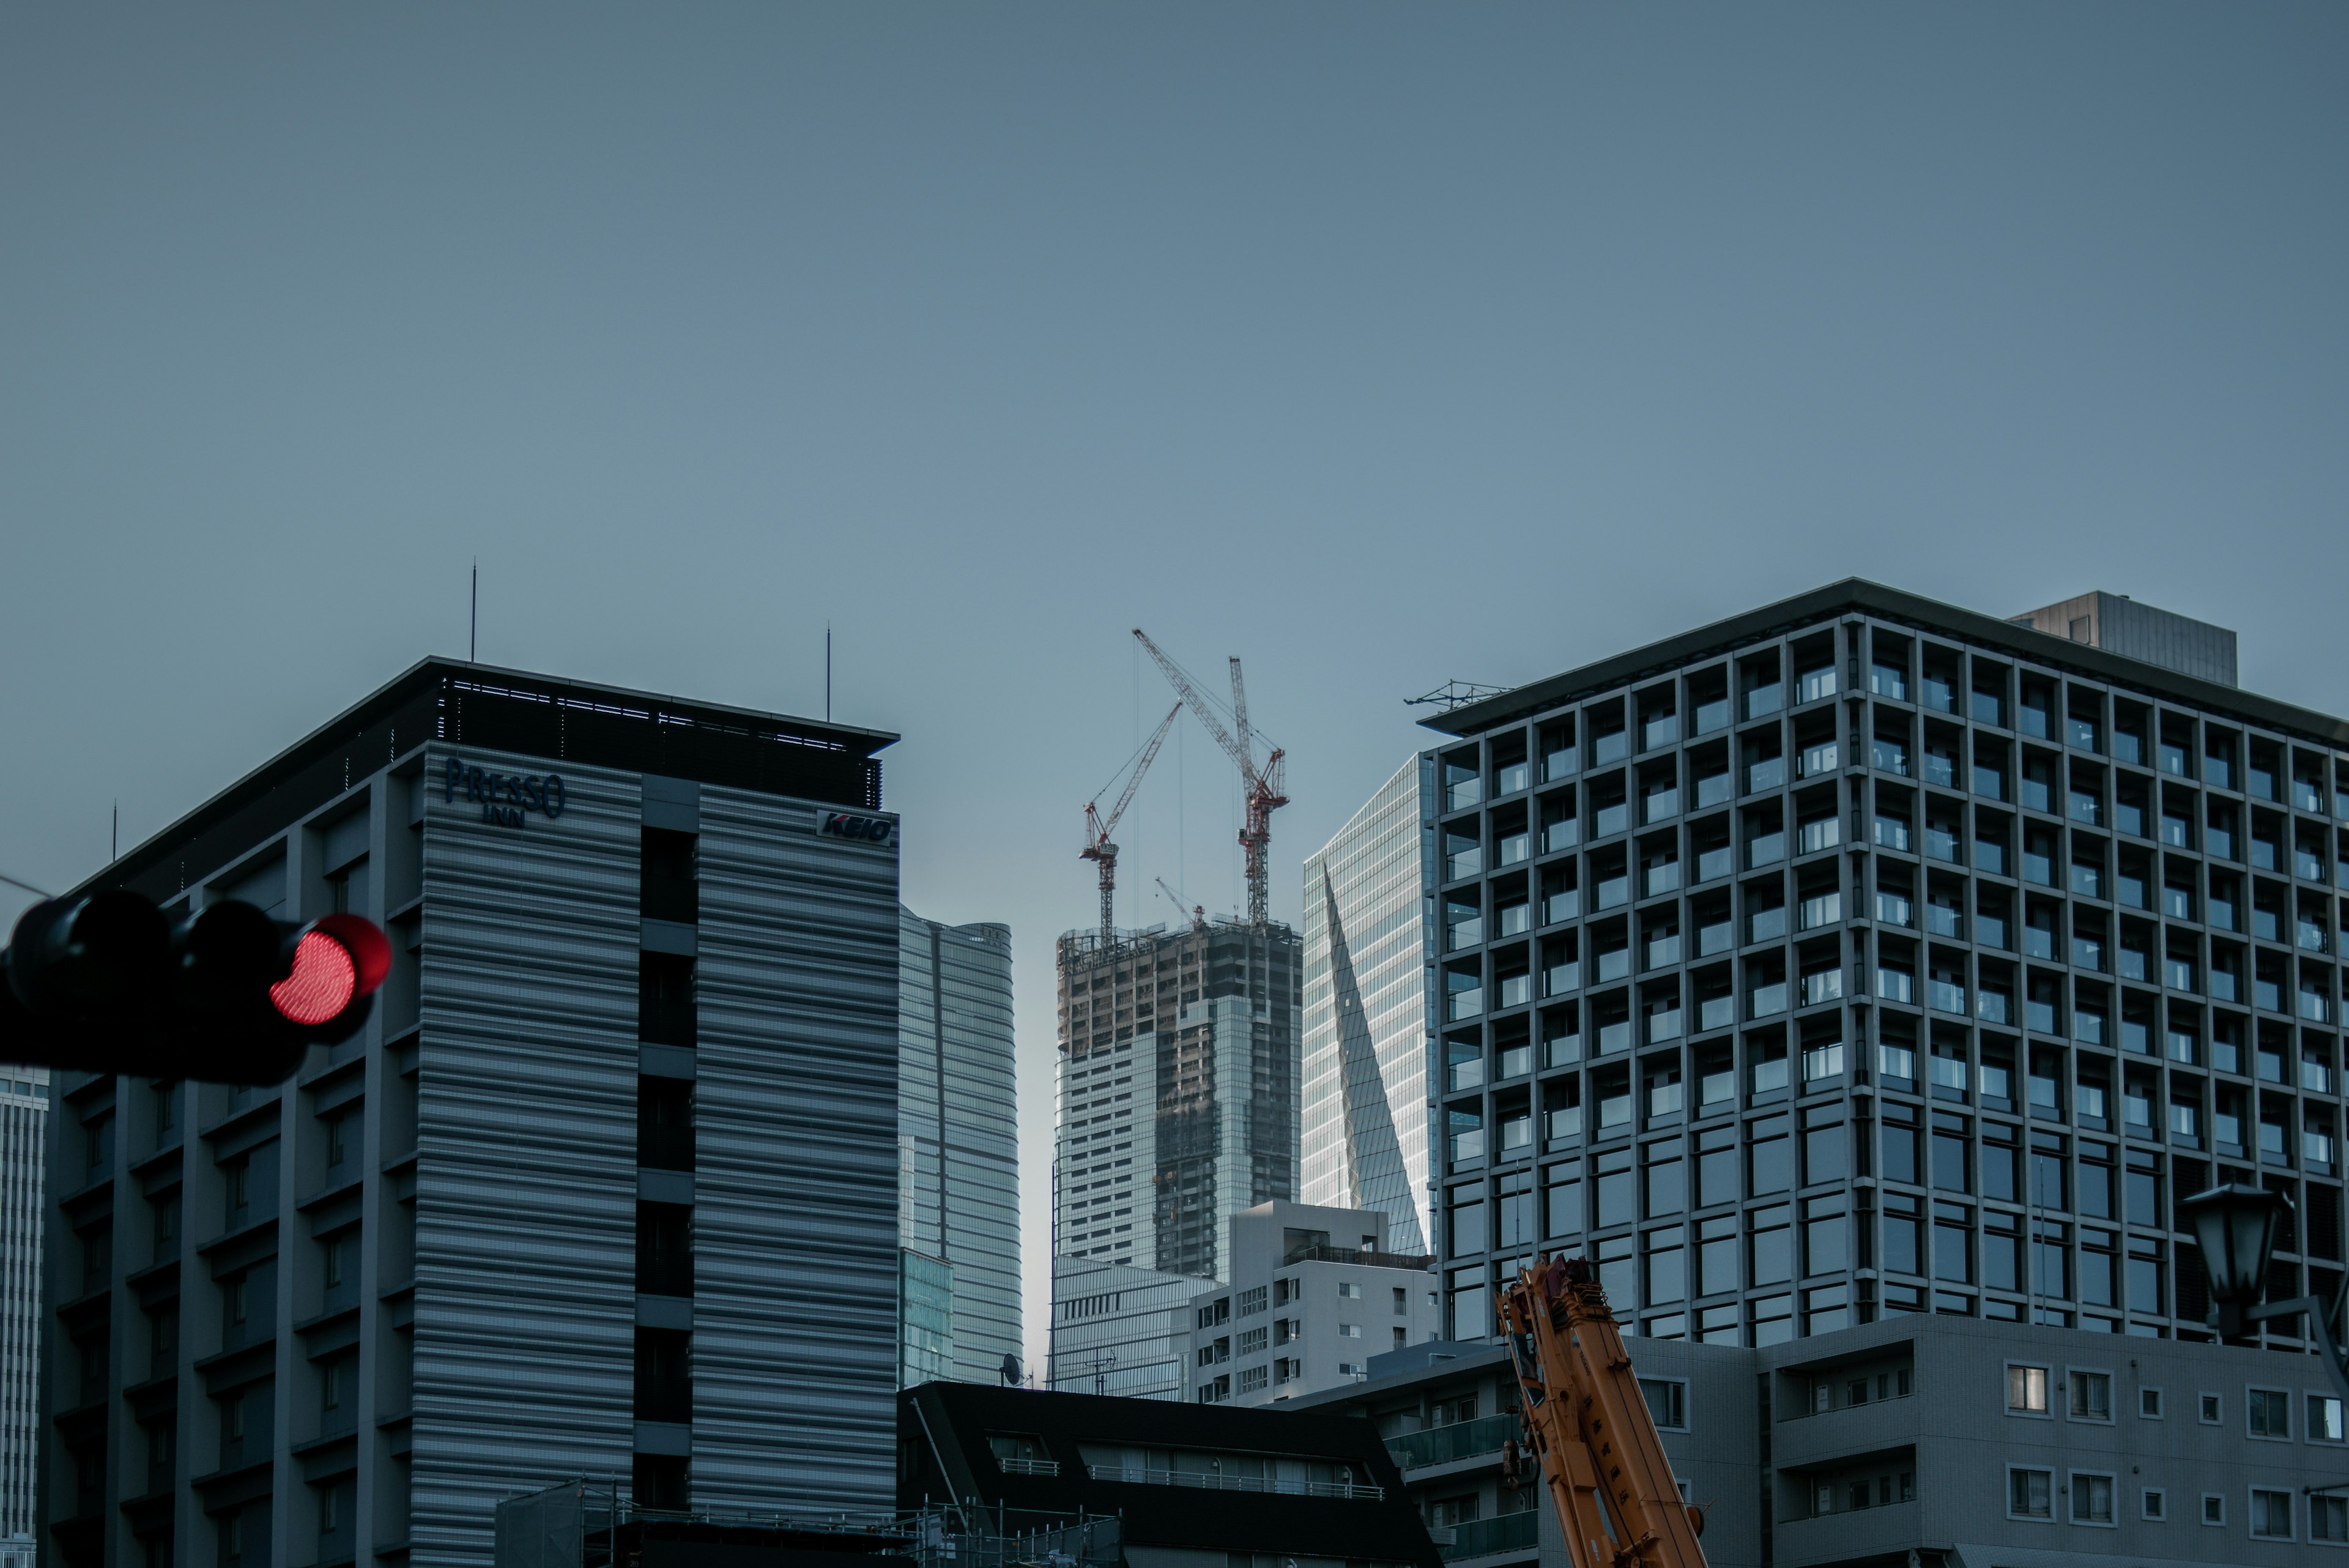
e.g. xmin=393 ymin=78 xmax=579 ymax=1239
xmin=1294 ymin=1312 xmax=2349 ymax=1567
xmin=1301 ymin=760 xmax=1437 ymax=1257
xmin=1 ymin=1067 xmax=51 ymax=1566
xmin=896 ymin=908 xmax=1019 ymax=1386
xmin=1417 ymin=581 xmax=2349 ymax=1353
xmin=37 ymin=661 xmax=904 ymax=1568
xmin=1047 ymin=1257 xmax=1200 ymax=1402
xmin=1052 ymin=920 xmax=1301 ymax=1281
xmin=1184 ymin=1201 xmax=1438 ymax=1406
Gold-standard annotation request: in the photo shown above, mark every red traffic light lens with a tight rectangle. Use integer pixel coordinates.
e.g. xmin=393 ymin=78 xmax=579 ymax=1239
xmin=270 ymin=931 xmax=358 ymax=1027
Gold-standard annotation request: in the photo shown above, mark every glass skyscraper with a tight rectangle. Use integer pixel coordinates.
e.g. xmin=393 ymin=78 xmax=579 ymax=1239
xmin=896 ymin=908 xmax=1020 ymax=1386
xmin=1300 ymin=758 xmax=1436 ymax=1256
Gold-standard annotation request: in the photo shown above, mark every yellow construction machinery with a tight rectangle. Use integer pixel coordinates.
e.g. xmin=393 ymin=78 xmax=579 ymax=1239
xmin=1500 ymin=1256 xmax=1710 ymax=1568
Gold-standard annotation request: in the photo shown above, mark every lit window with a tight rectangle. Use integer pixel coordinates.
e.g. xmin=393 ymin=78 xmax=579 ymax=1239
xmin=2007 ymin=1364 xmax=2049 ymax=1414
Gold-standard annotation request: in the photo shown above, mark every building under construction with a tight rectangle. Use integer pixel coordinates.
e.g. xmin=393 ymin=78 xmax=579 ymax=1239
xmin=1053 ymin=918 xmax=1301 ymax=1282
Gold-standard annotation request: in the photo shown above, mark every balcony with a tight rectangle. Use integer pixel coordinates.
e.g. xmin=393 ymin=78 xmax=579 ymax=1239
xmin=1386 ymin=1413 xmax=1518 ymax=1471
xmin=1436 ymin=1510 xmax=1540 ymax=1562
xmin=1085 ymin=1464 xmax=1381 ymax=1501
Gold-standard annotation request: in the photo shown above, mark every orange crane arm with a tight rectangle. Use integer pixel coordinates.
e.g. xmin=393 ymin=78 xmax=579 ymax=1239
xmin=1502 ymin=1257 xmax=1709 ymax=1568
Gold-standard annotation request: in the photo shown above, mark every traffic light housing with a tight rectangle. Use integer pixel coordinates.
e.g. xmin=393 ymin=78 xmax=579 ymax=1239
xmin=1 ymin=891 xmax=388 ymax=1084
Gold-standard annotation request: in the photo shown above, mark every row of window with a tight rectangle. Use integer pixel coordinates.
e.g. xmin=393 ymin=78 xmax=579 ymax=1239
xmin=2008 ymin=1366 xmax=2348 ymax=1441
xmin=2008 ymin=1470 xmax=2339 ymax=1540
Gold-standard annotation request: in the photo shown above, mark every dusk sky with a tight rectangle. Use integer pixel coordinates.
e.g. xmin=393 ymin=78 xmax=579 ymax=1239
xmin=5 ymin=6 xmax=2346 ymax=1372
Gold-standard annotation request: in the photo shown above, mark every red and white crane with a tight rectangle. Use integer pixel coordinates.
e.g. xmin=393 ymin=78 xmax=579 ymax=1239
xmin=1082 ymin=702 xmax=1182 ymax=942
xmin=1132 ymin=629 xmax=1288 ymax=929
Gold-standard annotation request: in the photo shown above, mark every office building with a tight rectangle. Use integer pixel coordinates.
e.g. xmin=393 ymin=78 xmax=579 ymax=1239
xmin=1047 ymin=1257 xmax=1200 ymax=1401
xmin=1183 ymin=1200 xmax=1438 ymax=1405
xmin=1301 ymin=759 xmax=1437 ymax=1257
xmin=896 ymin=908 xmax=1019 ymax=1386
xmin=1417 ymin=579 xmax=2348 ymax=1351
xmin=1294 ymin=1311 xmax=2349 ymax=1567
xmin=899 ymin=1380 xmax=1441 ymax=1568
xmin=2009 ymin=589 xmax=2240 ymax=688
xmin=39 ymin=661 xmax=904 ymax=1568
xmin=1052 ymin=920 xmax=1301 ymax=1280
xmin=1 ymin=1068 xmax=51 ymax=1564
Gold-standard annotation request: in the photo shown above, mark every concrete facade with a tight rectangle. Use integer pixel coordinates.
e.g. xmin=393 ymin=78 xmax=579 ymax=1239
xmin=37 ymin=662 xmax=904 ymax=1568
xmin=2009 ymin=591 xmax=2240 ymax=689
xmin=1302 ymin=758 xmax=1438 ymax=1256
xmin=1184 ymin=1201 xmax=1439 ymax=1406
xmin=1290 ymin=1311 xmax=2349 ymax=1568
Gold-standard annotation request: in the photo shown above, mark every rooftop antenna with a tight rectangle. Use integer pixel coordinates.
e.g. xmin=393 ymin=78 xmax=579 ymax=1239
xmin=826 ymin=623 xmax=832 ymax=722
xmin=470 ymin=559 xmax=478 ymax=663
xmin=112 ymin=800 xmax=117 ymax=863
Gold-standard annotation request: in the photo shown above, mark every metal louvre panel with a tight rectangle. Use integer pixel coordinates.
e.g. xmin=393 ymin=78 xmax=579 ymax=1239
xmin=414 ymin=749 xmax=641 ymax=1566
xmin=692 ymin=787 xmax=900 ymax=1512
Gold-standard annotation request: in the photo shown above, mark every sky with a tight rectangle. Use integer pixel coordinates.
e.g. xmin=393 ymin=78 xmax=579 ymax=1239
xmin=3 ymin=6 xmax=2346 ymax=1378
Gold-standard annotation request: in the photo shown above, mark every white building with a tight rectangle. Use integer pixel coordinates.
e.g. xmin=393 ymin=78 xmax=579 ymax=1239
xmin=0 ymin=1068 xmax=48 ymax=1556
xmin=1047 ymin=1255 xmax=1201 ymax=1400
xmin=1301 ymin=758 xmax=1437 ymax=1254
xmin=1186 ymin=1200 xmax=1438 ymax=1406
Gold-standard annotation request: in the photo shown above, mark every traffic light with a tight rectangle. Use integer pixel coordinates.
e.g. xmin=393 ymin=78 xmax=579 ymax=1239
xmin=1 ymin=891 xmax=388 ymax=1084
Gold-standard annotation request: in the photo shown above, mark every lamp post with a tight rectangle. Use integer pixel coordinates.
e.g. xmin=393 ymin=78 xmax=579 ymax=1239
xmin=2180 ymin=1183 xmax=2349 ymax=1406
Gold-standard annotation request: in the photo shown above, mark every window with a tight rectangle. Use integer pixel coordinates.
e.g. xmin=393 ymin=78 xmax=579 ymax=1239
xmin=1336 ymin=1281 xmax=1362 ymax=1299
xmin=1639 ymin=1377 xmax=1688 ymax=1430
xmin=2315 ymin=1493 xmax=2349 ymax=1544
xmin=2250 ymin=1386 xmax=2291 ymax=1439
xmin=2252 ymin=1487 xmax=2294 ymax=1540
xmin=2142 ymin=1489 xmax=2166 ymax=1522
xmin=2068 ymin=1370 xmax=2112 ymax=1421
xmin=2006 ymin=1364 xmax=2049 ymax=1414
xmin=2071 ymin=1473 xmax=2115 ymax=1526
xmin=2200 ymin=1392 xmax=2222 ymax=1424
xmin=2010 ymin=1468 xmax=2054 ymax=1520
xmin=2203 ymin=1494 xmax=2225 ymax=1526
xmin=2312 ymin=1393 xmax=2346 ymax=1444
xmin=2139 ymin=1387 xmax=2162 ymax=1419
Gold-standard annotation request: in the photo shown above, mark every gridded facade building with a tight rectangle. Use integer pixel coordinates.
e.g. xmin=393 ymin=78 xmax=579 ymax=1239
xmin=1300 ymin=760 xmax=1436 ymax=1257
xmin=1052 ymin=921 xmax=1301 ymax=1282
xmin=896 ymin=909 xmax=1019 ymax=1386
xmin=37 ymin=661 xmax=904 ymax=1568
xmin=1420 ymin=581 xmax=2349 ymax=1354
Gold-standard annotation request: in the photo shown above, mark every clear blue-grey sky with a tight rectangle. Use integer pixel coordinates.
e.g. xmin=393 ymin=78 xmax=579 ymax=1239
xmin=4 ymin=6 xmax=2345 ymax=1375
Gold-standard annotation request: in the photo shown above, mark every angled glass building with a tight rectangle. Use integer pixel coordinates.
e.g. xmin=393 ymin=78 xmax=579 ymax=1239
xmin=1299 ymin=759 xmax=1435 ymax=1257
xmin=1419 ymin=580 xmax=2348 ymax=1354
xmin=896 ymin=908 xmax=1019 ymax=1386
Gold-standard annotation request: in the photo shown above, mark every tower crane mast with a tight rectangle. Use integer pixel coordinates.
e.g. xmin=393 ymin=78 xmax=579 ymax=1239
xmin=1082 ymin=703 xmax=1182 ymax=942
xmin=1132 ymin=629 xmax=1288 ymax=927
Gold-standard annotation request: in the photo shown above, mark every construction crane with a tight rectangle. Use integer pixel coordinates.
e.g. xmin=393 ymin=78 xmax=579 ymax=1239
xmin=1502 ymin=1256 xmax=1709 ymax=1568
xmin=1154 ymin=877 xmax=1206 ymax=932
xmin=1082 ymin=702 xmax=1183 ymax=942
xmin=1132 ymin=629 xmax=1288 ymax=928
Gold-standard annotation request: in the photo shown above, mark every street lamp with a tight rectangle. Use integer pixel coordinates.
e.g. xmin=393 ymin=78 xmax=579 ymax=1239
xmin=2180 ymin=1183 xmax=2349 ymax=1405
xmin=2181 ymin=1182 xmax=2291 ymax=1337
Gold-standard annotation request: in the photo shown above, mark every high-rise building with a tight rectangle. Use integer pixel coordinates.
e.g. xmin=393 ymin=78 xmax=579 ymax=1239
xmin=1 ymin=1068 xmax=51 ymax=1564
xmin=1417 ymin=580 xmax=2348 ymax=1354
xmin=896 ymin=908 xmax=1019 ymax=1386
xmin=1051 ymin=920 xmax=1301 ymax=1282
xmin=1045 ymin=1256 xmax=1200 ymax=1400
xmin=1301 ymin=759 xmax=1436 ymax=1256
xmin=36 ymin=660 xmax=904 ymax=1568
